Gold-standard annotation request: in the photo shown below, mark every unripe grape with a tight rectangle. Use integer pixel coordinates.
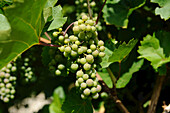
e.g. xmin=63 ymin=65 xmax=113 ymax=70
xmin=72 ymin=44 xmax=78 ymax=50
xmin=24 ymin=58 xmax=29 ymax=62
xmin=86 ymin=79 xmax=94 ymax=87
xmin=92 ymin=50 xmax=99 ymax=57
xmin=65 ymin=33 xmax=69 ymax=38
xmin=83 ymin=74 xmax=89 ymax=80
xmin=75 ymin=41 xmax=81 ymax=45
xmin=10 ymin=95 xmax=14 ymax=99
xmin=78 ymin=48 xmax=84 ymax=54
xmin=55 ymin=70 xmax=61 ymax=75
xmin=83 ymin=88 xmax=90 ymax=96
xmin=91 ymin=87 xmax=97 ymax=94
xmin=75 ymin=80 xmax=79 ymax=87
xmin=90 ymin=44 xmax=96 ymax=51
xmin=5 ymin=69 xmax=10 ymax=73
xmin=91 ymin=73 xmax=96 ymax=78
xmin=6 ymin=83 xmax=12 ymax=88
xmin=82 ymin=15 xmax=88 ymax=21
xmin=73 ymin=26 xmax=80 ymax=34
xmin=87 ymin=49 xmax=92 ymax=54
xmin=81 ymin=46 xmax=87 ymax=52
xmin=65 ymin=46 xmax=71 ymax=53
xmin=90 ymin=1 xmax=96 ymax=7
xmin=92 ymin=93 xmax=99 ymax=99
xmin=96 ymin=85 xmax=102 ymax=92
xmin=5 ymin=89 xmax=10 ymax=93
xmin=64 ymin=39 xmax=70 ymax=44
xmin=78 ymin=78 xmax=84 ymax=83
xmin=80 ymin=58 xmax=86 ymax=64
xmin=101 ymin=92 xmax=108 ymax=98
xmin=88 ymin=20 xmax=94 ymax=26
xmin=89 ymin=39 xmax=94 ymax=44
xmin=4 ymin=79 xmax=9 ymax=83
xmin=3 ymin=97 xmax=9 ymax=103
xmin=86 ymin=25 xmax=91 ymax=31
xmin=7 ymin=64 xmax=12 ymax=69
xmin=10 ymin=89 xmax=15 ymax=94
xmin=0 ymin=83 xmax=5 ymax=87
xmin=59 ymin=35 xmax=64 ymax=41
xmin=71 ymin=63 xmax=78 ymax=71
xmin=58 ymin=28 xmax=62 ymax=32
xmin=58 ymin=64 xmax=65 ymax=70
xmin=92 ymin=64 xmax=97 ymax=68
xmin=78 ymin=19 xmax=83 ymax=24
xmin=98 ymin=40 xmax=104 ymax=46
xmin=86 ymin=32 xmax=93 ymax=38
xmin=71 ymin=50 xmax=77 ymax=57
xmin=79 ymin=24 xmax=86 ymax=31
xmin=86 ymin=55 xmax=94 ymax=64
xmin=53 ymin=32 xmax=59 ymax=37
xmin=0 ymin=72 xmax=5 ymax=78
xmin=11 ymin=66 xmax=17 ymax=72
xmin=69 ymin=35 xmax=74 ymax=42
xmin=83 ymin=3 xmax=87 ymax=7
xmin=74 ymin=21 xmax=78 ymax=26
xmin=99 ymin=46 xmax=105 ymax=52
xmin=72 ymin=36 xmax=78 ymax=42
xmin=78 ymin=32 xmax=85 ymax=39
xmin=29 ymin=71 xmax=33 ymax=75
xmin=81 ymin=94 xmax=87 ymax=99
xmin=93 ymin=81 xmax=97 ymax=87
xmin=76 ymin=70 xmax=84 ymax=78
xmin=81 ymin=82 xmax=87 ymax=89
xmin=5 ymin=73 xmax=10 ymax=78
xmin=91 ymin=26 xmax=96 ymax=32
xmin=99 ymin=52 xmax=105 ymax=57
xmin=75 ymin=0 xmax=79 ymax=5
xmin=83 ymin=63 xmax=91 ymax=71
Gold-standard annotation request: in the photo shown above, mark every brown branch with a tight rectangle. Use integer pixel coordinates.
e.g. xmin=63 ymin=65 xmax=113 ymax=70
xmin=96 ymin=73 xmax=130 ymax=113
xmin=39 ymin=37 xmax=51 ymax=44
xmin=147 ymin=75 xmax=166 ymax=113
xmin=87 ymin=0 xmax=92 ymax=19
xmin=38 ymin=42 xmax=60 ymax=47
xmin=96 ymin=0 xmax=107 ymax=25
xmin=44 ymin=32 xmax=52 ymax=41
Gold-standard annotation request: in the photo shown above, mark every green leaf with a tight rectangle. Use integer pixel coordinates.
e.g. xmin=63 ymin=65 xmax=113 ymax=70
xmin=100 ymin=47 xmax=113 ymax=68
xmin=138 ymin=34 xmax=170 ymax=70
xmin=0 ymin=14 xmax=11 ymax=42
xmin=0 ymin=0 xmax=47 ymax=69
xmin=98 ymin=70 xmax=113 ymax=88
xmin=116 ymin=59 xmax=144 ymax=88
xmin=109 ymin=39 xmax=138 ymax=63
xmin=47 ymin=6 xmax=67 ymax=31
xmin=102 ymin=0 xmax=146 ymax=28
xmin=151 ymin=0 xmax=170 ymax=20
xmin=62 ymin=88 xmax=93 ymax=113
xmin=49 ymin=86 xmax=65 ymax=113
xmin=45 ymin=0 xmax=58 ymax=8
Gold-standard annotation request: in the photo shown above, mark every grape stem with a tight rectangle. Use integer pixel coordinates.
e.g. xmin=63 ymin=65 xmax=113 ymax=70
xmin=96 ymin=0 xmax=107 ymax=25
xmin=63 ymin=22 xmax=75 ymax=37
xmin=38 ymin=42 xmax=61 ymax=47
xmin=106 ymin=67 xmax=116 ymax=87
xmin=44 ymin=32 xmax=52 ymax=41
xmin=116 ymin=61 xmax=121 ymax=82
xmin=87 ymin=0 xmax=92 ymax=19
xmin=96 ymin=72 xmax=130 ymax=113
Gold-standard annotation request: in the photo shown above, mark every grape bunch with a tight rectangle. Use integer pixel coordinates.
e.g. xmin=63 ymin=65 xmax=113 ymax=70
xmin=0 ymin=63 xmax=17 ymax=102
xmin=50 ymin=15 xmax=105 ymax=99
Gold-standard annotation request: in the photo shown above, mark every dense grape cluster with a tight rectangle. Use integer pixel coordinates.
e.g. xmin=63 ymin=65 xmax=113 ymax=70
xmin=50 ymin=15 xmax=105 ymax=99
xmin=0 ymin=63 xmax=17 ymax=102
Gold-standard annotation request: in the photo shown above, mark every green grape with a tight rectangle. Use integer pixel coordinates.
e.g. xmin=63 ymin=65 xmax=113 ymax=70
xmin=86 ymin=32 xmax=93 ymax=38
xmin=93 ymin=81 xmax=97 ymax=87
xmin=78 ymin=19 xmax=83 ymax=24
xmin=58 ymin=64 xmax=65 ymax=70
xmin=86 ymin=79 xmax=94 ymax=87
xmin=3 ymin=97 xmax=9 ymax=103
xmin=73 ymin=26 xmax=80 ymax=34
xmin=55 ymin=70 xmax=61 ymax=75
xmin=78 ymin=32 xmax=85 ymax=39
xmin=65 ymin=46 xmax=71 ymax=53
xmin=7 ymin=64 xmax=12 ymax=69
xmin=88 ymin=20 xmax=94 ymax=26
xmin=86 ymin=25 xmax=91 ymax=31
xmin=83 ymin=88 xmax=90 ymax=96
xmin=64 ymin=39 xmax=70 ymax=44
xmin=101 ymin=92 xmax=108 ymax=98
xmin=99 ymin=52 xmax=105 ymax=57
xmin=96 ymin=85 xmax=102 ymax=92
xmin=92 ymin=50 xmax=99 ymax=57
xmin=78 ymin=78 xmax=84 ymax=83
xmin=11 ymin=66 xmax=17 ymax=72
xmin=73 ymin=36 xmax=78 ymax=42
xmin=76 ymin=70 xmax=84 ymax=78
xmin=53 ymin=32 xmax=59 ymax=37
xmin=59 ymin=46 xmax=65 ymax=52
xmin=83 ymin=74 xmax=89 ymax=80
xmin=80 ymin=82 xmax=87 ymax=89
xmin=79 ymin=24 xmax=86 ymax=31
xmin=75 ymin=41 xmax=81 ymax=45
xmin=83 ymin=3 xmax=87 ymax=7
xmin=59 ymin=35 xmax=64 ymax=41
xmin=88 ymin=49 xmax=93 ymax=54
xmin=81 ymin=94 xmax=87 ymax=99
xmin=78 ymin=48 xmax=84 ymax=54
xmin=98 ymin=40 xmax=104 ymax=46
xmin=92 ymin=64 xmax=97 ymax=68
xmin=91 ymin=73 xmax=96 ymax=78
xmin=83 ymin=63 xmax=91 ymax=71
xmin=89 ymin=39 xmax=94 ymax=44
xmin=80 ymin=58 xmax=86 ymax=64
xmin=71 ymin=63 xmax=79 ymax=71
xmin=75 ymin=80 xmax=79 ymax=87
xmin=90 ymin=1 xmax=96 ymax=7
xmin=81 ymin=46 xmax=87 ymax=52
xmin=86 ymin=55 xmax=94 ymax=64
xmin=69 ymin=35 xmax=74 ymax=42
xmin=59 ymin=28 xmax=62 ymax=32
xmin=75 ymin=0 xmax=79 ymax=5
xmin=91 ymin=87 xmax=97 ymax=94
xmin=92 ymin=93 xmax=99 ymax=99
xmin=82 ymin=15 xmax=88 ymax=21
xmin=99 ymin=46 xmax=105 ymax=52
xmin=74 ymin=21 xmax=78 ymax=26
xmin=91 ymin=26 xmax=96 ymax=32
xmin=71 ymin=50 xmax=77 ymax=57
xmin=71 ymin=44 xmax=78 ymax=50
xmin=90 ymin=44 xmax=96 ymax=51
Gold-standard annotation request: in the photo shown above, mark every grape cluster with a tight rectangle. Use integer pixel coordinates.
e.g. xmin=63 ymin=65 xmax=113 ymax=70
xmin=50 ymin=15 xmax=105 ymax=99
xmin=20 ymin=58 xmax=34 ymax=82
xmin=0 ymin=63 xmax=17 ymax=102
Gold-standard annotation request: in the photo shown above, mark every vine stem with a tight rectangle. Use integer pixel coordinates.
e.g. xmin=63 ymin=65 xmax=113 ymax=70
xmin=106 ymin=67 xmax=116 ymax=87
xmin=96 ymin=72 xmax=130 ymax=113
xmin=96 ymin=0 xmax=107 ymax=25
xmin=147 ymin=75 xmax=165 ymax=113
xmin=87 ymin=0 xmax=92 ymax=19
xmin=63 ymin=22 xmax=75 ymax=37
xmin=116 ymin=61 xmax=121 ymax=81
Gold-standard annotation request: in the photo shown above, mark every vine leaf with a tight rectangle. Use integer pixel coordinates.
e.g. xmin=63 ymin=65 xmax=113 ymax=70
xmin=49 ymin=86 xmax=65 ymax=113
xmin=108 ymin=39 xmax=138 ymax=64
xmin=0 ymin=0 xmax=47 ymax=69
xmin=0 ymin=14 xmax=11 ymax=42
xmin=116 ymin=59 xmax=144 ymax=88
xmin=102 ymin=0 xmax=146 ymax=28
xmin=62 ymin=88 xmax=93 ymax=113
xmin=138 ymin=34 xmax=170 ymax=71
xmin=47 ymin=5 xmax=67 ymax=31
xmin=151 ymin=0 xmax=170 ymax=20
